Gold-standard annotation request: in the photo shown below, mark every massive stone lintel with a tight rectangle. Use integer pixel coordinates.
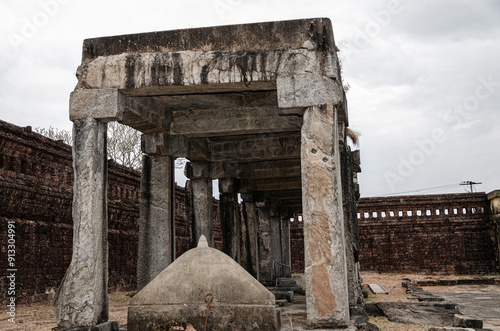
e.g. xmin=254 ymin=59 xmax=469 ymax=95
xmin=210 ymin=159 xmax=301 ymax=179
xmin=209 ymin=133 xmax=301 ymax=162
xmin=141 ymin=132 xmax=188 ymax=157
xmin=70 ymin=89 xmax=124 ymax=122
xmin=171 ymin=106 xmax=302 ymax=137
xmin=54 ymin=118 xmax=109 ymax=328
xmin=137 ymin=154 xmax=175 ymax=291
xmin=121 ymin=96 xmax=171 ymax=133
xmin=301 ymin=105 xmax=349 ymax=327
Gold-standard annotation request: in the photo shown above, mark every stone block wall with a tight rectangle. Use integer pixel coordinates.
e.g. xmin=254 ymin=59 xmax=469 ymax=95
xmin=0 ymin=119 xmax=221 ymax=303
xmin=357 ymin=193 xmax=496 ymax=274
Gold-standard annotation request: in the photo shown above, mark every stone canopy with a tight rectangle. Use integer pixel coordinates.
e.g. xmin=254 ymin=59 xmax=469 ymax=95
xmin=54 ymin=18 xmax=362 ymax=330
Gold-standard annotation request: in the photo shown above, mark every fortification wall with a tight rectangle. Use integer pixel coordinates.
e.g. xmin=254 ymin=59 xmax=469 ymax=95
xmin=0 ymin=119 xmax=220 ymax=303
xmin=357 ymin=193 xmax=496 ymax=274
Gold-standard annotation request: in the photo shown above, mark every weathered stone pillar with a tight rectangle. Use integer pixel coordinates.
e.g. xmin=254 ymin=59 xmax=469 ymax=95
xmin=270 ymin=206 xmax=282 ymax=278
xmin=137 ymin=151 xmax=175 ymax=291
xmin=54 ymin=88 xmax=125 ymax=329
xmin=340 ymin=140 xmax=364 ymax=307
xmin=54 ymin=117 xmax=109 ymax=329
xmin=301 ymin=104 xmax=349 ymax=328
xmin=488 ymin=190 xmax=500 ymax=269
xmin=280 ymin=214 xmax=291 ymax=272
xmin=185 ymin=161 xmax=214 ymax=247
xmin=241 ymin=193 xmax=259 ymax=279
xmin=257 ymin=202 xmax=273 ymax=284
xmin=219 ymin=178 xmax=241 ymax=262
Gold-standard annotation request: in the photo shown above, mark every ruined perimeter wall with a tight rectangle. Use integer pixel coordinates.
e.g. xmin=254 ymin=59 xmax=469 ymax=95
xmin=357 ymin=193 xmax=496 ymax=274
xmin=0 ymin=119 xmax=221 ymax=303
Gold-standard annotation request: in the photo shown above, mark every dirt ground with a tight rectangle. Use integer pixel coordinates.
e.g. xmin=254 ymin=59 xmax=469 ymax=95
xmin=361 ymin=272 xmax=500 ymax=331
xmin=0 ymin=291 xmax=132 ymax=331
xmin=0 ymin=273 xmax=496 ymax=330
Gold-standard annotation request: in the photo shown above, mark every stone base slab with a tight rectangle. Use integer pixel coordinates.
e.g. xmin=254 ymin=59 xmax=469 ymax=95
xmin=128 ymin=304 xmax=279 ymax=331
xmin=53 ymin=321 xmax=119 ymax=331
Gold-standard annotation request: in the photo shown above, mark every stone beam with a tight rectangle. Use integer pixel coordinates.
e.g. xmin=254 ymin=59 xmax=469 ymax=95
xmin=210 ymin=159 xmax=301 ymax=179
xmin=255 ymin=190 xmax=302 ymax=201
xmin=170 ymin=106 xmax=302 ymax=137
xmin=240 ymin=177 xmax=302 ymax=192
xmin=69 ymin=88 xmax=124 ymax=122
xmin=78 ymin=49 xmax=323 ymax=94
xmin=141 ymin=132 xmax=188 ymax=157
xmin=301 ymin=104 xmax=349 ymax=327
xmin=54 ymin=118 xmax=109 ymax=328
xmin=121 ymin=96 xmax=171 ymax=133
xmin=209 ymin=133 xmax=301 ymax=162
xmin=188 ymin=138 xmax=210 ymax=161
xmin=279 ymin=199 xmax=302 ymax=209
xmin=156 ymin=90 xmax=280 ymax=110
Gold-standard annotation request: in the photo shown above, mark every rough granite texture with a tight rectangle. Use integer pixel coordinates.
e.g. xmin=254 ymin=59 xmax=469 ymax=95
xmin=301 ymin=105 xmax=349 ymax=327
xmin=53 ymin=118 xmax=109 ymax=328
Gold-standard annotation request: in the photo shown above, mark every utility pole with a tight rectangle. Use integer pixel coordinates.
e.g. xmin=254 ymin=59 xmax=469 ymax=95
xmin=460 ymin=181 xmax=482 ymax=193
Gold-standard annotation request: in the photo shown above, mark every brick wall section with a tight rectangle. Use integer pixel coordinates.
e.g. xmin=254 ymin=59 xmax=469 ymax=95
xmin=357 ymin=193 xmax=496 ymax=274
xmin=0 ymin=119 xmax=221 ymax=303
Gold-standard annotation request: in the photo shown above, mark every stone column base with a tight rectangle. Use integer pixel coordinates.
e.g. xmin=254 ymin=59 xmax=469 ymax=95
xmin=53 ymin=321 xmax=119 ymax=331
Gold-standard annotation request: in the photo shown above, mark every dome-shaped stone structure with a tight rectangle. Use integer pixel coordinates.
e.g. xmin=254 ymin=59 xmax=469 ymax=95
xmin=128 ymin=236 xmax=280 ymax=330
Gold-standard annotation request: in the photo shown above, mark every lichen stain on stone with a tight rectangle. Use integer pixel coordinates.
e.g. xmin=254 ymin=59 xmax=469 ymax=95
xmin=311 ymin=264 xmax=336 ymax=317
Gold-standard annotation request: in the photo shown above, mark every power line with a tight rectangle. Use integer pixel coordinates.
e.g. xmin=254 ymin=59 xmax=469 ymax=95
xmin=379 ymin=183 xmax=460 ymax=197
xmin=460 ymin=181 xmax=482 ymax=193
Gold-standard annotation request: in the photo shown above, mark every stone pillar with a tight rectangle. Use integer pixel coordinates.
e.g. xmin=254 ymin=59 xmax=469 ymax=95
xmin=340 ymin=142 xmax=364 ymax=307
xmin=137 ymin=152 xmax=175 ymax=291
xmin=241 ymin=193 xmax=259 ymax=279
xmin=280 ymin=214 xmax=291 ymax=274
xmin=488 ymin=190 xmax=500 ymax=269
xmin=270 ymin=206 xmax=282 ymax=279
xmin=185 ymin=162 xmax=214 ymax=247
xmin=301 ymin=105 xmax=349 ymax=328
xmin=219 ymin=178 xmax=241 ymax=262
xmin=257 ymin=203 xmax=273 ymax=284
xmin=54 ymin=117 xmax=109 ymax=329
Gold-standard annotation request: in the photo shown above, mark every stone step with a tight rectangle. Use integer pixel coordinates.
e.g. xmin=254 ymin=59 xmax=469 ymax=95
xmin=453 ymin=314 xmax=483 ymax=329
xmin=275 ymin=299 xmax=288 ymax=307
xmin=278 ymin=279 xmax=298 ymax=287
xmin=267 ymin=286 xmax=305 ymax=295
xmin=271 ymin=290 xmax=294 ymax=303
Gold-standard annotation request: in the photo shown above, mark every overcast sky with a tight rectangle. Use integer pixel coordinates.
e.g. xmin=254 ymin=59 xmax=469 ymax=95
xmin=1 ymin=0 xmax=499 ymax=197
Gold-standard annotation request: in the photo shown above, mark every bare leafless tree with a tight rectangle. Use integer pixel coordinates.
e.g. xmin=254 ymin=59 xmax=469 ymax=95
xmin=106 ymin=121 xmax=142 ymax=170
xmin=36 ymin=122 xmax=143 ymax=170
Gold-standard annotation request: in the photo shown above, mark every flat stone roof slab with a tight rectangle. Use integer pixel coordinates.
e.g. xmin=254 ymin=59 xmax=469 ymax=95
xmin=82 ymin=18 xmax=335 ymax=60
